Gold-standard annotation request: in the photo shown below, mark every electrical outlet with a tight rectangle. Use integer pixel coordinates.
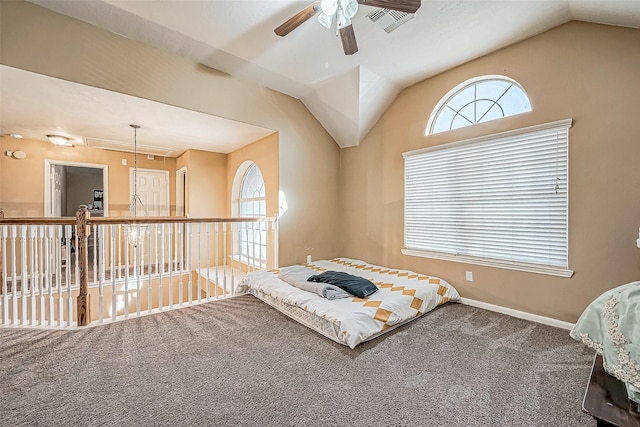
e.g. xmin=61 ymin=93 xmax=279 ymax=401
xmin=465 ymin=271 xmax=473 ymax=281
xmin=306 ymin=255 xmax=312 ymax=264
xmin=121 ymin=159 xmax=127 ymax=166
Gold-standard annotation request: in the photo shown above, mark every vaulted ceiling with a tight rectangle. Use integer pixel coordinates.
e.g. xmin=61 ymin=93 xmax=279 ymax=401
xmin=13 ymin=1 xmax=640 ymax=149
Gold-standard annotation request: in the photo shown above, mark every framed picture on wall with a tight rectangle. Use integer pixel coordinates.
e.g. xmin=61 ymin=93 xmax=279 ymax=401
xmin=93 ymin=189 xmax=103 ymax=210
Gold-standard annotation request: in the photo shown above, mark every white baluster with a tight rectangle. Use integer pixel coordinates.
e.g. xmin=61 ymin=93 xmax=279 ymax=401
xmin=97 ymin=225 xmax=104 ymax=323
xmin=174 ymin=223 xmax=179 ymax=272
xmin=147 ymin=224 xmax=153 ymax=314
xmin=251 ymin=221 xmax=257 ymax=273
xmin=65 ymin=225 xmax=72 ymax=327
xmin=222 ymin=222 xmax=227 ymax=296
xmin=230 ymin=222 xmax=235 ymax=295
xmin=29 ymin=225 xmax=36 ymax=325
xmin=168 ymin=224 xmax=173 ymax=309
xmin=38 ymin=225 xmax=45 ymax=325
xmin=46 ymin=226 xmax=54 ymax=326
xmin=197 ymin=223 xmax=202 ymax=303
xmin=124 ymin=225 xmax=130 ymax=319
xmin=21 ymin=226 xmax=28 ymax=325
xmin=187 ymin=222 xmax=192 ymax=305
xmin=1 ymin=225 xmax=7 ymax=325
xmin=257 ymin=220 xmax=262 ymax=270
xmin=11 ymin=226 xmax=18 ymax=325
xmin=159 ymin=223 xmax=165 ymax=311
xmin=205 ymin=223 xmax=211 ymax=301
xmin=135 ymin=226 xmax=141 ymax=318
xmin=178 ymin=223 xmax=183 ymax=306
xmin=273 ymin=216 xmax=279 ymax=269
xmin=117 ymin=224 xmax=122 ymax=280
xmin=244 ymin=223 xmax=250 ymax=273
xmin=154 ymin=223 xmax=159 ymax=275
xmin=93 ymin=224 xmax=98 ymax=284
xmin=214 ymin=223 xmax=219 ymax=299
xmin=74 ymin=230 xmax=79 ymax=289
xmin=111 ymin=224 xmax=117 ymax=321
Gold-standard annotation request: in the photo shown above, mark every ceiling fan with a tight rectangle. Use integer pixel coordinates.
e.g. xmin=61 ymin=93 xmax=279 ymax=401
xmin=274 ymin=0 xmax=421 ymax=55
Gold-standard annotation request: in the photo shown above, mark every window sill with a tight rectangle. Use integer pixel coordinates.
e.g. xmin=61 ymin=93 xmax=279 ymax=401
xmin=401 ymin=248 xmax=574 ymax=278
xmin=229 ymin=254 xmax=266 ymax=270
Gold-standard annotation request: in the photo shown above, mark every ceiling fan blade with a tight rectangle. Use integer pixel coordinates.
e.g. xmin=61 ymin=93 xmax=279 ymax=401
xmin=357 ymin=0 xmax=421 ymax=14
xmin=274 ymin=2 xmax=320 ymax=37
xmin=339 ymin=24 xmax=358 ymax=55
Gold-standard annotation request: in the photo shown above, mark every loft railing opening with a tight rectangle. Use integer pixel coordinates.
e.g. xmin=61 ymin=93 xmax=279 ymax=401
xmin=0 ymin=207 xmax=278 ymax=328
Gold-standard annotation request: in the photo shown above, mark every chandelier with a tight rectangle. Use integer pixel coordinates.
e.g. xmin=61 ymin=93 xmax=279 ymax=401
xmin=127 ymin=124 xmax=148 ymax=247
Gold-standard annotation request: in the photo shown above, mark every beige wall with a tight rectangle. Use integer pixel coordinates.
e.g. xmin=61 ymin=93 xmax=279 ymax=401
xmin=227 ymin=133 xmax=279 ymax=218
xmin=0 ymin=137 xmax=176 ymax=217
xmin=0 ymin=0 xmax=342 ymax=266
xmin=340 ymin=21 xmax=640 ymax=323
xmin=178 ymin=149 xmax=228 ymax=218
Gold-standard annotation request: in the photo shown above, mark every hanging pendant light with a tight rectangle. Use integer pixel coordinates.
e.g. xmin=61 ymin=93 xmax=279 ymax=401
xmin=127 ymin=124 xmax=148 ymax=247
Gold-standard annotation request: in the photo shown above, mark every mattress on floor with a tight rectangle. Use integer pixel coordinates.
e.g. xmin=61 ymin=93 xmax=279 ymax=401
xmin=236 ymin=257 xmax=461 ymax=348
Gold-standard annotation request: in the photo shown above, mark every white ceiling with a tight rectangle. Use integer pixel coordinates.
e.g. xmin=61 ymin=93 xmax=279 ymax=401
xmin=0 ymin=65 xmax=275 ymax=157
xmin=5 ymin=1 xmax=640 ymax=152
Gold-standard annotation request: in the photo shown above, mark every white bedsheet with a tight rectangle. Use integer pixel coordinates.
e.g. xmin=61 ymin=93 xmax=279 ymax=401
xmin=236 ymin=258 xmax=461 ymax=348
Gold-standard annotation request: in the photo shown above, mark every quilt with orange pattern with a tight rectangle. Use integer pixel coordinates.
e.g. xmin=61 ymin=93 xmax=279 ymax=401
xmin=236 ymin=258 xmax=461 ymax=348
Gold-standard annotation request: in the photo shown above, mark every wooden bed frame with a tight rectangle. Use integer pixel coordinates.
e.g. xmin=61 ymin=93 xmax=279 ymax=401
xmin=582 ymin=354 xmax=640 ymax=427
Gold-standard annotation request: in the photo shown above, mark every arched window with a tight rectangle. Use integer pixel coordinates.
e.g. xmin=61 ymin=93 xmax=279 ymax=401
xmin=426 ymin=76 xmax=532 ymax=135
xmin=238 ymin=163 xmax=266 ymax=265
xmin=239 ymin=163 xmax=266 ymax=218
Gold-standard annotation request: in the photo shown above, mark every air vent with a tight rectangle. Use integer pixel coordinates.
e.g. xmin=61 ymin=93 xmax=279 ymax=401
xmin=84 ymin=137 xmax=174 ymax=157
xmin=366 ymin=8 xmax=415 ymax=33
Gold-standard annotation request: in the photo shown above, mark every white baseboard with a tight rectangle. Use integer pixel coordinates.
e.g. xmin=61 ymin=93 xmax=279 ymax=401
xmin=460 ymin=297 xmax=575 ymax=330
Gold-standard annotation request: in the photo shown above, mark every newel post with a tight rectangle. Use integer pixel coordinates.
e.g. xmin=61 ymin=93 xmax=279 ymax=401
xmin=76 ymin=205 xmax=91 ymax=326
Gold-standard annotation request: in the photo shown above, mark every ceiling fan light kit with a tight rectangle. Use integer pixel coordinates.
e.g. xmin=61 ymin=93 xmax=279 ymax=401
xmin=320 ymin=0 xmax=338 ymax=16
xmin=318 ymin=0 xmax=357 ymax=29
xmin=274 ymin=0 xmax=420 ymax=55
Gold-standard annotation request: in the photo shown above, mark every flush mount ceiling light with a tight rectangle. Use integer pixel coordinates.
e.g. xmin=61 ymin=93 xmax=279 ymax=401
xmin=46 ymin=134 xmax=70 ymax=146
xmin=0 ymin=133 xmax=24 ymax=139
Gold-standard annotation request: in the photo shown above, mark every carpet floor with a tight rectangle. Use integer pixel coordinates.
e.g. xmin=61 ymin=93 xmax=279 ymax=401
xmin=0 ymin=295 xmax=596 ymax=427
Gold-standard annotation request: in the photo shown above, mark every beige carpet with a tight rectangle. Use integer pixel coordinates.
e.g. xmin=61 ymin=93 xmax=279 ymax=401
xmin=0 ymin=296 xmax=595 ymax=426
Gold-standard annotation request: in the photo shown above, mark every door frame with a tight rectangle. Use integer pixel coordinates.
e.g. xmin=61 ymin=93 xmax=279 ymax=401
xmin=44 ymin=160 xmax=109 ymax=217
xmin=176 ymin=166 xmax=187 ymax=217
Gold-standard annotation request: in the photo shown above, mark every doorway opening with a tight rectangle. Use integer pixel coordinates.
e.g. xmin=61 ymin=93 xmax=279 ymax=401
xmin=176 ymin=166 xmax=187 ymax=217
xmin=44 ymin=160 xmax=108 ymax=217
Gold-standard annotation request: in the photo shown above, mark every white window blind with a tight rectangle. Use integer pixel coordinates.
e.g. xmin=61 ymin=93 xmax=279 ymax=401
xmin=403 ymin=119 xmax=573 ymax=277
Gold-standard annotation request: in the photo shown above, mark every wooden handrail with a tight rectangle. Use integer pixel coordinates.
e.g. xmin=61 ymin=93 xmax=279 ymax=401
xmin=0 ymin=216 xmax=276 ymax=225
xmin=88 ymin=216 xmax=276 ymax=225
xmin=0 ymin=218 xmax=76 ymax=225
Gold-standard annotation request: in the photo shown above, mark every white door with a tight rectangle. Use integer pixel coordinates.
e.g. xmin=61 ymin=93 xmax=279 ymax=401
xmin=130 ymin=169 xmax=169 ymax=216
xmin=52 ymin=164 xmax=63 ymax=217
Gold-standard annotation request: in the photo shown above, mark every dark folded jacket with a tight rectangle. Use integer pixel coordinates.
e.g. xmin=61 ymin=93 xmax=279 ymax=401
xmin=307 ymin=271 xmax=378 ymax=298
